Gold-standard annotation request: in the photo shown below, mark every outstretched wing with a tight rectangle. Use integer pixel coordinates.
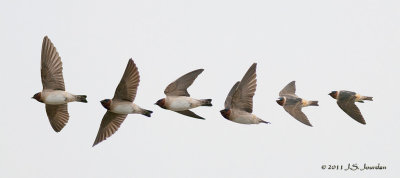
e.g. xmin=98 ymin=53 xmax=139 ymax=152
xmin=113 ymin=59 xmax=140 ymax=102
xmin=337 ymin=93 xmax=366 ymax=124
xmin=164 ymin=69 xmax=204 ymax=96
xmin=93 ymin=111 xmax=128 ymax=146
xmin=231 ymin=63 xmax=257 ymax=113
xmin=45 ymin=104 xmax=69 ymax=132
xmin=283 ymin=100 xmax=312 ymax=126
xmin=224 ymin=81 xmax=240 ymax=109
xmin=41 ymin=36 xmax=65 ymax=90
xmin=174 ymin=110 xmax=205 ymax=120
xmin=279 ymin=81 xmax=297 ymax=97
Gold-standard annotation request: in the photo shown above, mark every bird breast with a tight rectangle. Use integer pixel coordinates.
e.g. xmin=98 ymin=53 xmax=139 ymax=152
xmin=43 ymin=90 xmax=69 ymax=105
xmin=230 ymin=110 xmax=258 ymax=124
xmin=111 ymin=102 xmax=135 ymax=114
xmin=166 ymin=96 xmax=198 ymax=111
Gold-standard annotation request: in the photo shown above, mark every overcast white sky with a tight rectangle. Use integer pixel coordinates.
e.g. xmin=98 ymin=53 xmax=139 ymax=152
xmin=0 ymin=0 xmax=399 ymax=177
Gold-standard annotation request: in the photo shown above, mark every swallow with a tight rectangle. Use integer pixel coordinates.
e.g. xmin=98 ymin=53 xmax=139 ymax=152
xmin=32 ymin=36 xmax=87 ymax=132
xmin=93 ymin=59 xmax=153 ymax=146
xmin=276 ymin=81 xmax=318 ymax=127
xmin=329 ymin=90 xmax=373 ymax=124
xmin=155 ymin=69 xmax=212 ymax=120
xmin=220 ymin=63 xmax=269 ymax=124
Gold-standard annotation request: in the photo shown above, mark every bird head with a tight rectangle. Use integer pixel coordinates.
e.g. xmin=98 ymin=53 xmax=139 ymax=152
xmin=220 ymin=109 xmax=231 ymax=120
xmin=276 ymin=97 xmax=285 ymax=106
xmin=329 ymin=91 xmax=338 ymax=99
xmin=155 ymin=98 xmax=166 ymax=109
xmin=100 ymin=99 xmax=112 ymax=110
xmin=32 ymin=92 xmax=43 ymax=103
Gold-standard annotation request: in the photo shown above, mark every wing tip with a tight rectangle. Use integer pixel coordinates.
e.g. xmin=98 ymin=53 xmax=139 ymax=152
xmin=245 ymin=63 xmax=257 ymax=76
xmin=250 ymin=63 xmax=257 ymax=70
xmin=43 ymin=36 xmax=52 ymax=45
xmin=127 ymin=58 xmax=136 ymax=66
xmin=92 ymin=141 xmax=99 ymax=147
xmin=196 ymin=68 xmax=205 ymax=74
xmin=92 ymin=137 xmax=103 ymax=147
xmin=52 ymin=127 xmax=62 ymax=132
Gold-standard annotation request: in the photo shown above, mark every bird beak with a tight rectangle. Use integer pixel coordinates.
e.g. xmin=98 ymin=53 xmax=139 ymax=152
xmin=31 ymin=97 xmax=34 ymax=99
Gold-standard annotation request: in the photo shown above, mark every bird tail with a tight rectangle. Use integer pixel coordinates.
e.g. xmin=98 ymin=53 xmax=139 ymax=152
xmin=362 ymin=96 xmax=373 ymax=101
xmin=259 ymin=119 xmax=271 ymax=124
xmin=75 ymin=95 xmax=87 ymax=103
xmin=141 ymin=109 xmax=153 ymax=117
xmin=308 ymin=100 xmax=319 ymax=106
xmin=201 ymin=99 xmax=212 ymax=106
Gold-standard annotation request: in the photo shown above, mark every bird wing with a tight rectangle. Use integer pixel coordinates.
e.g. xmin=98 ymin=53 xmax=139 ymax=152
xmin=45 ymin=104 xmax=69 ymax=132
xmin=113 ymin=59 xmax=140 ymax=102
xmin=164 ymin=69 xmax=204 ymax=96
xmin=93 ymin=111 xmax=128 ymax=146
xmin=41 ymin=36 xmax=65 ymax=90
xmin=283 ymin=101 xmax=312 ymax=126
xmin=224 ymin=81 xmax=240 ymax=109
xmin=174 ymin=110 xmax=205 ymax=120
xmin=337 ymin=93 xmax=366 ymax=124
xmin=279 ymin=81 xmax=297 ymax=97
xmin=231 ymin=63 xmax=257 ymax=113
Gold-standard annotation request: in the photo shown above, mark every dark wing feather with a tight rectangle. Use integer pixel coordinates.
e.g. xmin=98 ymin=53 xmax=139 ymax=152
xmin=279 ymin=81 xmax=297 ymax=97
xmin=41 ymin=36 xmax=65 ymax=90
xmin=164 ymin=69 xmax=204 ymax=96
xmin=224 ymin=81 xmax=240 ymax=109
xmin=113 ymin=59 xmax=140 ymax=102
xmin=231 ymin=63 xmax=257 ymax=113
xmin=93 ymin=111 xmax=128 ymax=146
xmin=45 ymin=104 xmax=69 ymax=132
xmin=283 ymin=101 xmax=312 ymax=126
xmin=337 ymin=93 xmax=366 ymax=124
xmin=174 ymin=110 xmax=205 ymax=120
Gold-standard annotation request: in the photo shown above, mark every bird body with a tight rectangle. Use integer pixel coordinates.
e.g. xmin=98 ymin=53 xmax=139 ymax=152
xmin=276 ymin=81 xmax=318 ymax=127
xmin=329 ymin=90 xmax=372 ymax=124
xmin=165 ymin=96 xmax=209 ymax=111
xmin=38 ymin=90 xmax=85 ymax=104
xmin=155 ymin=69 xmax=212 ymax=120
xmin=227 ymin=109 xmax=265 ymax=124
xmin=101 ymin=99 xmax=148 ymax=115
xmin=279 ymin=95 xmax=318 ymax=107
xmin=220 ymin=63 xmax=269 ymax=125
xmin=93 ymin=59 xmax=152 ymax=146
xmin=32 ymin=36 xmax=87 ymax=132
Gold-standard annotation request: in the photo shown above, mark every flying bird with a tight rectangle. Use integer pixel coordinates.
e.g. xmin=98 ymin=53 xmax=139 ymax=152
xmin=155 ymin=69 xmax=212 ymax=120
xmin=329 ymin=90 xmax=372 ymax=124
xmin=276 ymin=81 xmax=318 ymax=127
xmin=220 ymin=63 xmax=269 ymax=124
xmin=32 ymin=36 xmax=87 ymax=132
xmin=93 ymin=59 xmax=152 ymax=146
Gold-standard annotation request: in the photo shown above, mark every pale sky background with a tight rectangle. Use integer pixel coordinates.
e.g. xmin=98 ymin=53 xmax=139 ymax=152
xmin=0 ymin=0 xmax=399 ymax=177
